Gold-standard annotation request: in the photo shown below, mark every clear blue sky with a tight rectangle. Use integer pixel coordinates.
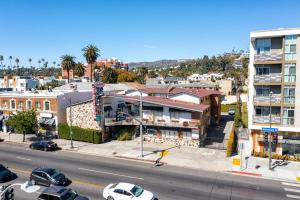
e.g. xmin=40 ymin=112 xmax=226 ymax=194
xmin=0 ymin=0 xmax=300 ymax=66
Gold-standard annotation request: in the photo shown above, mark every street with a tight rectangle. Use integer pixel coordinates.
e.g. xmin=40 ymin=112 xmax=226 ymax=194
xmin=0 ymin=142 xmax=298 ymax=200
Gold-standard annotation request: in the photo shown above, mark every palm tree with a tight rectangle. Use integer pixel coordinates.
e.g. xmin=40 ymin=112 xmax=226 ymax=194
xmin=38 ymin=60 xmax=41 ymax=68
xmin=60 ymin=55 xmax=76 ymax=83
xmin=41 ymin=58 xmax=45 ymax=63
xmin=15 ymin=58 xmax=20 ymax=75
xmin=73 ymin=62 xmax=85 ymax=77
xmin=53 ymin=61 xmax=56 ymax=68
xmin=82 ymin=44 xmax=100 ymax=82
xmin=9 ymin=56 xmax=12 ymax=69
xmin=0 ymin=55 xmax=3 ymax=68
xmin=28 ymin=58 xmax=32 ymax=67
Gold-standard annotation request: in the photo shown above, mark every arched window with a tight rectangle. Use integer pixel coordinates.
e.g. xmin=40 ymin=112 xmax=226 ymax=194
xmin=10 ymin=99 xmax=16 ymax=110
xmin=26 ymin=100 xmax=32 ymax=110
xmin=44 ymin=101 xmax=51 ymax=111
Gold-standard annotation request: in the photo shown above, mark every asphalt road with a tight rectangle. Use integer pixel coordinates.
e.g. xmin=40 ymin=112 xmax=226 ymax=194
xmin=0 ymin=142 xmax=298 ymax=200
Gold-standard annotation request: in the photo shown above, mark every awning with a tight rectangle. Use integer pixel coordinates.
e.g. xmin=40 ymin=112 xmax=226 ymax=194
xmin=39 ymin=117 xmax=55 ymax=126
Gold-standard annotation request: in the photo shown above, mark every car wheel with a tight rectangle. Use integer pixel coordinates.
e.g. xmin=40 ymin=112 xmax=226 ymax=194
xmin=107 ymin=196 xmax=114 ymax=200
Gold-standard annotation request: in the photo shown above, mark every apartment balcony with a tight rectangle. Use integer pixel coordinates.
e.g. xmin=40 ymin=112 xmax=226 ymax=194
xmin=253 ymin=115 xmax=281 ymax=124
xmin=254 ymin=73 xmax=282 ymax=84
xmin=254 ymin=53 xmax=283 ymax=63
xmin=254 ymin=94 xmax=282 ymax=104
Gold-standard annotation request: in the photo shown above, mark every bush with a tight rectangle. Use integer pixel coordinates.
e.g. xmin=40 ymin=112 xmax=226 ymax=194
xmin=115 ymin=126 xmax=134 ymax=141
xmin=58 ymin=123 xmax=101 ymax=144
xmin=241 ymin=103 xmax=248 ymax=128
xmin=226 ymin=127 xmax=236 ymax=157
xmin=252 ymin=151 xmax=300 ymax=162
xmin=221 ymin=104 xmax=236 ymax=113
xmin=118 ymin=131 xmax=133 ymax=141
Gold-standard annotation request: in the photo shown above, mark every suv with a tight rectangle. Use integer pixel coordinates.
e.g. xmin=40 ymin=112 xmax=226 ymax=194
xmin=30 ymin=167 xmax=70 ymax=187
xmin=38 ymin=186 xmax=89 ymax=200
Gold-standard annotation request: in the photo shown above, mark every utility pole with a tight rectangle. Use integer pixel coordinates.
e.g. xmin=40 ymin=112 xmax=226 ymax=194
xmin=69 ymin=98 xmax=74 ymax=149
xmin=269 ymin=91 xmax=273 ymax=170
xmin=139 ymin=91 xmax=143 ymax=158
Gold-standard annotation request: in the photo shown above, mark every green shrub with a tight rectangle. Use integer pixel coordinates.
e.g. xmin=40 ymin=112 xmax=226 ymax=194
xmin=115 ymin=126 xmax=134 ymax=141
xmin=118 ymin=131 xmax=133 ymax=141
xmin=241 ymin=103 xmax=248 ymax=128
xmin=221 ymin=103 xmax=236 ymax=113
xmin=226 ymin=127 xmax=236 ymax=157
xmin=58 ymin=123 xmax=101 ymax=144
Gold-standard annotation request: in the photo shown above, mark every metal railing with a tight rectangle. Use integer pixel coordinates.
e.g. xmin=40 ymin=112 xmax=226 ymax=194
xmin=253 ymin=115 xmax=281 ymax=124
xmin=254 ymin=73 xmax=282 ymax=83
xmin=254 ymin=95 xmax=281 ymax=104
xmin=254 ymin=53 xmax=283 ymax=62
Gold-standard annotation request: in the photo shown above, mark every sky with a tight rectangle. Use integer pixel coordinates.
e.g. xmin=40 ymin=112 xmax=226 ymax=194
xmin=0 ymin=0 xmax=300 ymax=66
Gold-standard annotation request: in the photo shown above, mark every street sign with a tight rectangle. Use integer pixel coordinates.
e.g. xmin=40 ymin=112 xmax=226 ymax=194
xmin=95 ymin=115 xmax=102 ymax=122
xmin=262 ymin=127 xmax=278 ymax=133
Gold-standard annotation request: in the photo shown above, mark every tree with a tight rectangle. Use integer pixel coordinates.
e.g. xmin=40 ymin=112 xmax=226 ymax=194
xmin=148 ymin=70 xmax=157 ymax=78
xmin=28 ymin=58 xmax=32 ymax=67
xmin=9 ymin=56 xmax=12 ymax=69
xmin=52 ymin=61 xmax=56 ymax=68
xmin=116 ymin=69 xmax=136 ymax=82
xmin=82 ymin=44 xmax=100 ymax=82
xmin=6 ymin=110 xmax=38 ymax=142
xmin=0 ymin=55 xmax=3 ymax=68
xmin=38 ymin=60 xmax=41 ymax=68
xmin=102 ymin=68 xmax=118 ymax=83
xmin=61 ymin=55 xmax=76 ymax=83
xmin=73 ymin=62 xmax=85 ymax=77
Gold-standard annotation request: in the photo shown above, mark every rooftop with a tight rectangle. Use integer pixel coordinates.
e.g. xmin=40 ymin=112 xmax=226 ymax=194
xmin=250 ymin=28 xmax=300 ymax=38
xmin=0 ymin=90 xmax=65 ymax=97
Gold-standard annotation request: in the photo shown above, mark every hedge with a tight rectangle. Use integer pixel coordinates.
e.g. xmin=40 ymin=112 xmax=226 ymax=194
xmin=58 ymin=123 xmax=101 ymax=144
xmin=221 ymin=103 xmax=236 ymax=113
xmin=226 ymin=127 xmax=236 ymax=157
xmin=252 ymin=151 xmax=300 ymax=162
xmin=241 ymin=103 xmax=248 ymax=128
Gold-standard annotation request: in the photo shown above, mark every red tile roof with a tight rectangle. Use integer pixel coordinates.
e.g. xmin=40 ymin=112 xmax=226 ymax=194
xmin=123 ymin=96 xmax=209 ymax=112
xmin=141 ymin=87 xmax=221 ymax=98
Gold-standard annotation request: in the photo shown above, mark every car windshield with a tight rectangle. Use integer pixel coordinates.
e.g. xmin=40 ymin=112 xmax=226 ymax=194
xmin=130 ymin=185 xmax=144 ymax=197
xmin=61 ymin=189 xmax=78 ymax=200
xmin=0 ymin=165 xmax=6 ymax=171
xmin=48 ymin=169 xmax=61 ymax=178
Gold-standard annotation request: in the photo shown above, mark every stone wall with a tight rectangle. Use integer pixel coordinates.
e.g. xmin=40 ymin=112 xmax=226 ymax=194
xmin=144 ymin=136 xmax=199 ymax=148
xmin=66 ymin=102 xmax=100 ymax=130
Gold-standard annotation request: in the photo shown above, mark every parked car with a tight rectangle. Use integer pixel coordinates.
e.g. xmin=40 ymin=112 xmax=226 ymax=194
xmin=38 ymin=186 xmax=88 ymax=200
xmin=103 ymin=182 xmax=157 ymax=200
xmin=29 ymin=141 xmax=58 ymax=151
xmin=228 ymin=108 xmax=235 ymax=115
xmin=0 ymin=164 xmax=16 ymax=183
xmin=30 ymin=167 xmax=71 ymax=187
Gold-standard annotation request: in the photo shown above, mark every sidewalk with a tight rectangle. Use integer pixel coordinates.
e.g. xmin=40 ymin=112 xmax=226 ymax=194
xmin=0 ymin=132 xmax=231 ymax=172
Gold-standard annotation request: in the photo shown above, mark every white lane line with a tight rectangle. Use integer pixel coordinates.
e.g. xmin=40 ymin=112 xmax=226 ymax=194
xmin=16 ymin=156 xmax=31 ymax=161
xmin=78 ymin=167 xmax=144 ymax=180
xmin=285 ymin=188 xmax=300 ymax=193
xmin=286 ymin=194 xmax=300 ymax=199
xmin=282 ymin=182 xmax=300 ymax=188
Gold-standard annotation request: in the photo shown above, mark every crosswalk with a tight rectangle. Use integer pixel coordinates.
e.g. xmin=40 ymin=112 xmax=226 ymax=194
xmin=282 ymin=182 xmax=300 ymax=199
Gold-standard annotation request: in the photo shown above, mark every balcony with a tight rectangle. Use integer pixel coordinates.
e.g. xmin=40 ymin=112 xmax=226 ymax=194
xmin=253 ymin=115 xmax=281 ymax=124
xmin=254 ymin=53 xmax=283 ymax=63
xmin=254 ymin=73 xmax=281 ymax=84
xmin=254 ymin=94 xmax=281 ymax=104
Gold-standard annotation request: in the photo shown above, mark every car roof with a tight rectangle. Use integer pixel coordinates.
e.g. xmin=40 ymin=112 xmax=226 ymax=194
xmin=116 ymin=183 xmax=135 ymax=191
xmin=41 ymin=186 xmax=69 ymax=196
xmin=33 ymin=167 xmax=54 ymax=173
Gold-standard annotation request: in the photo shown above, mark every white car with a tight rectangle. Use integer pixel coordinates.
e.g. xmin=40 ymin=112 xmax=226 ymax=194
xmin=103 ymin=182 xmax=157 ymax=200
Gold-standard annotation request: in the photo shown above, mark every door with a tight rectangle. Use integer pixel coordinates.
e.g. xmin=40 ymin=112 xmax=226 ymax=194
xmin=113 ymin=189 xmax=132 ymax=200
xmin=40 ymin=172 xmax=50 ymax=186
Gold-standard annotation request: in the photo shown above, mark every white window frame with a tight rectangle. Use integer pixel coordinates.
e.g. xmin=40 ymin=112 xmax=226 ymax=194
xmin=10 ymin=99 xmax=16 ymax=110
xmin=44 ymin=100 xmax=51 ymax=111
xmin=26 ymin=100 xmax=32 ymax=110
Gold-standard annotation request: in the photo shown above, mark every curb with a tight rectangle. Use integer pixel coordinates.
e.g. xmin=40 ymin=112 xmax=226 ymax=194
xmin=114 ymin=155 xmax=167 ymax=165
xmin=228 ymin=170 xmax=262 ymax=177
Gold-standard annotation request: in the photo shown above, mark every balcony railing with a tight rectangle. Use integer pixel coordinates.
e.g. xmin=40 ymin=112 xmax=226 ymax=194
xmin=254 ymin=73 xmax=282 ymax=83
xmin=254 ymin=95 xmax=281 ymax=104
xmin=254 ymin=53 xmax=283 ymax=62
xmin=284 ymin=75 xmax=296 ymax=83
xmin=282 ymin=117 xmax=295 ymax=126
xmin=283 ymin=97 xmax=295 ymax=104
xmin=253 ymin=115 xmax=281 ymax=124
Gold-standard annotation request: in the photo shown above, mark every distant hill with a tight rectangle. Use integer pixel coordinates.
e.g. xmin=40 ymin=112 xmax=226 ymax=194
xmin=128 ymin=59 xmax=183 ymax=69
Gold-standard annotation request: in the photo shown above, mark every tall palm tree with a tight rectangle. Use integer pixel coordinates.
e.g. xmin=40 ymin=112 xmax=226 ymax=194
xmin=74 ymin=62 xmax=85 ymax=77
xmin=15 ymin=58 xmax=20 ymax=75
xmin=0 ymin=55 xmax=3 ymax=68
xmin=53 ymin=61 xmax=56 ymax=68
xmin=41 ymin=58 xmax=45 ymax=63
xmin=60 ymin=55 xmax=76 ymax=83
xmin=82 ymin=44 xmax=100 ymax=82
xmin=9 ymin=56 xmax=12 ymax=69
xmin=28 ymin=58 xmax=32 ymax=68
xmin=38 ymin=60 xmax=41 ymax=68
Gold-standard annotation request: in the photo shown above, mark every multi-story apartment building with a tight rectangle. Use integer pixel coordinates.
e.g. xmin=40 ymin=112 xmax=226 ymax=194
xmin=248 ymin=28 xmax=300 ymax=156
xmin=0 ymin=76 xmax=39 ymax=91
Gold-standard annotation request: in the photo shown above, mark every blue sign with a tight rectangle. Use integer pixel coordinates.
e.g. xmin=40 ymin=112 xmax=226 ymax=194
xmin=95 ymin=115 xmax=102 ymax=122
xmin=262 ymin=127 xmax=278 ymax=133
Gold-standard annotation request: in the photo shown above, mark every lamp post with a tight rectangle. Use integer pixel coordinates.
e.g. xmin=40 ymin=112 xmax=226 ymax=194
xmin=139 ymin=91 xmax=143 ymax=158
xmin=269 ymin=91 xmax=273 ymax=170
xmin=64 ymin=96 xmax=73 ymax=149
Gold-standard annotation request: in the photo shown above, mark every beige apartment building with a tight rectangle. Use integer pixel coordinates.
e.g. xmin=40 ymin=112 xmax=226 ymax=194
xmin=248 ymin=28 xmax=300 ymax=156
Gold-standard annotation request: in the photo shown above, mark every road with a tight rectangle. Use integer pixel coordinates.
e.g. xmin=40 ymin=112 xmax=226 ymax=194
xmin=0 ymin=142 xmax=299 ymax=200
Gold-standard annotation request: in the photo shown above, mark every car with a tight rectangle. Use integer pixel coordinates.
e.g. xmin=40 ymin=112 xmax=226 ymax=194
xmin=30 ymin=167 xmax=71 ymax=187
xmin=228 ymin=109 xmax=235 ymax=115
xmin=29 ymin=141 xmax=58 ymax=151
xmin=38 ymin=186 xmax=88 ymax=200
xmin=0 ymin=164 xmax=16 ymax=183
xmin=103 ymin=182 xmax=157 ymax=200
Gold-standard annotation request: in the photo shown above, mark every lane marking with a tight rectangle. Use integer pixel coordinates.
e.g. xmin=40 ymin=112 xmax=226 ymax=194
xmin=72 ymin=179 xmax=104 ymax=189
xmin=78 ymin=167 xmax=144 ymax=180
xmin=285 ymin=188 xmax=300 ymax=193
xmin=287 ymin=194 xmax=300 ymax=199
xmin=283 ymin=182 xmax=300 ymax=188
xmin=16 ymin=156 xmax=32 ymax=161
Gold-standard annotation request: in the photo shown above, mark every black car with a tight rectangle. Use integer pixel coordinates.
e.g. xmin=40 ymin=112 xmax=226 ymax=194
xmin=29 ymin=141 xmax=58 ymax=151
xmin=38 ymin=186 xmax=89 ymax=200
xmin=30 ymin=167 xmax=71 ymax=187
xmin=0 ymin=164 xmax=16 ymax=183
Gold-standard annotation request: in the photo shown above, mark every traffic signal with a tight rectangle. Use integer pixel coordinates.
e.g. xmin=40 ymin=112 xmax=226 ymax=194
xmin=116 ymin=111 xmax=121 ymax=122
xmin=4 ymin=188 xmax=14 ymax=200
xmin=272 ymin=134 xmax=278 ymax=145
xmin=264 ymin=133 xmax=269 ymax=143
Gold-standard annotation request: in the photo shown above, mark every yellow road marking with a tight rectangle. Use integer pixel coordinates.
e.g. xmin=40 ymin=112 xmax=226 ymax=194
xmin=10 ymin=167 xmax=104 ymax=189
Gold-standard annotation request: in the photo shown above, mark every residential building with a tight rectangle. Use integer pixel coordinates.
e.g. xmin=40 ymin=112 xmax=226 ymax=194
xmin=248 ymin=28 xmax=300 ymax=156
xmin=0 ymin=89 xmax=92 ymax=134
xmin=0 ymin=76 xmax=39 ymax=92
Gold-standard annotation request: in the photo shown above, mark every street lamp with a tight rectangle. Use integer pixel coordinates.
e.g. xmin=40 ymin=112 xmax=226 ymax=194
xmin=268 ymin=91 xmax=273 ymax=170
xmin=64 ymin=96 xmax=74 ymax=149
xmin=139 ymin=91 xmax=143 ymax=158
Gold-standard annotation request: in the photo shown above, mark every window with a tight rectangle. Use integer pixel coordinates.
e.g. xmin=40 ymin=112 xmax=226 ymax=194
xmin=284 ymin=64 xmax=296 ymax=82
xmin=256 ymin=38 xmax=271 ymax=54
xmin=10 ymin=100 xmax=16 ymax=109
xmin=18 ymin=101 xmax=23 ymax=109
xmin=256 ymin=66 xmax=270 ymax=75
xmin=282 ymin=107 xmax=295 ymax=125
xmin=170 ymin=112 xmax=180 ymax=120
xmin=26 ymin=100 xmax=32 ymax=110
xmin=114 ymin=189 xmax=123 ymax=194
xmin=255 ymin=86 xmax=270 ymax=96
xmin=285 ymin=35 xmax=297 ymax=61
xmin=255 ymin=107 xmax=269 ymax=116
xmin=283 ymin=86 xmax=295 ymax=104
xmin=35 ymin=101 xmax=41 ymax=110
xmin=44 ymin=101 xmax=51 ymax=111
